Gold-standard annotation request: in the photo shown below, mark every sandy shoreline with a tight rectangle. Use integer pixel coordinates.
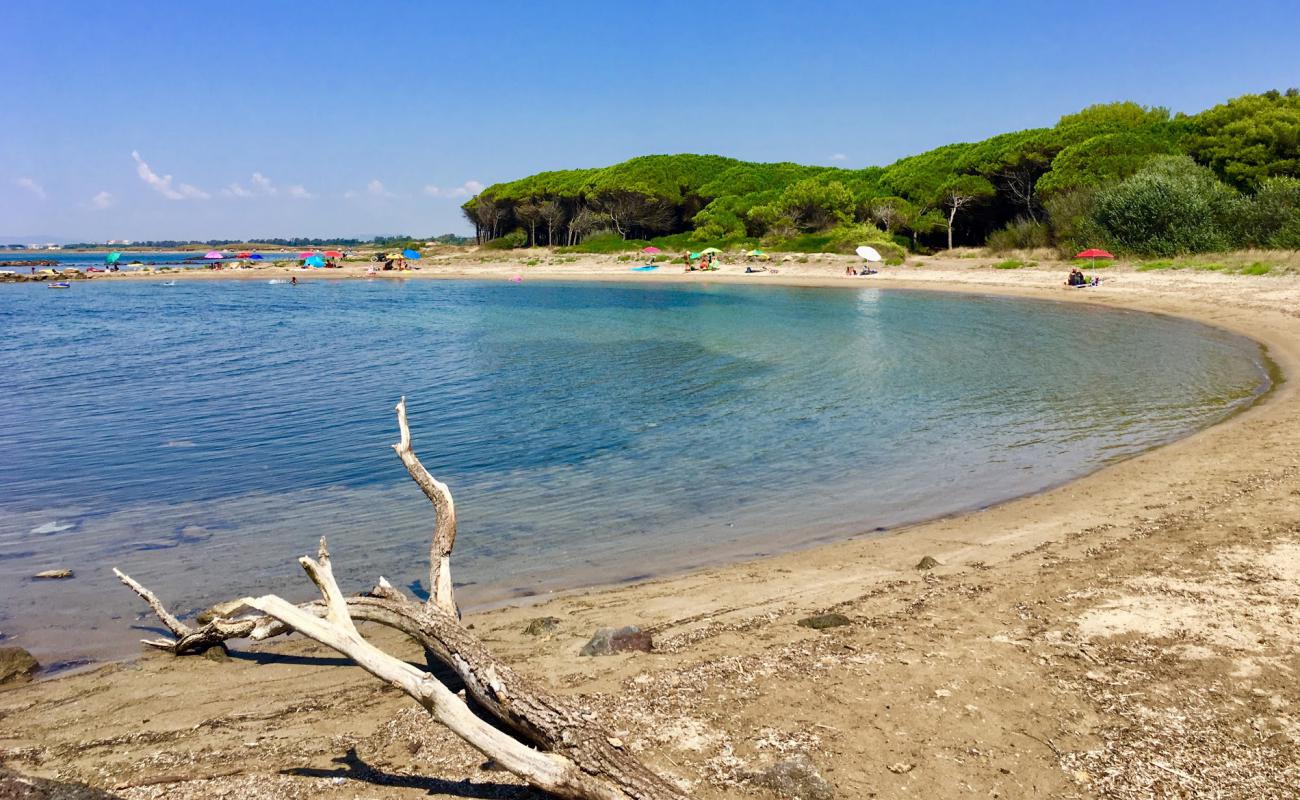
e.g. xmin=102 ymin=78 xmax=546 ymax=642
xmin=2 ymin=257 xmax=1298 ymax=798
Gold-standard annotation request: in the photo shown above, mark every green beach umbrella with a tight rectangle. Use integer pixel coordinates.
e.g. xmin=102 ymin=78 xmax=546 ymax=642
xmin=106 ymin=252 xmax=122 ymax=264
xmin=700 ymin=247 xmax=722 ymax=255
xmin=746 ymin=249 xmax=765 ymax=257
xmin=689 ymin=251 xmax=701 ymax=260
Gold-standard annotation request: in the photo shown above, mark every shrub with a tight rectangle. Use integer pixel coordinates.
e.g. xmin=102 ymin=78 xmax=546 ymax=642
xmin=993 ymin=259 xmax=1024 ymax=269
xmin=1092 ymin=156 xmax=1241 ymax=255
xmin=1239 ymin=261 xmax=1273 ymax=275
xmin=986 ymin=218 xmax=1051 ymax=252
xmin=1236 ymin=177 xmax=1300 ymax=247
xmin=483 ymin=229 xmax=528 ymax=250
xmin=1043 ymin=189 xmax=1109 ymax=257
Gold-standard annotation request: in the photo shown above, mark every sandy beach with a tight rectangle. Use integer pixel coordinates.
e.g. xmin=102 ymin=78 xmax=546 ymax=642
xmin=2 ymin=255 xmax=1298 ymax=799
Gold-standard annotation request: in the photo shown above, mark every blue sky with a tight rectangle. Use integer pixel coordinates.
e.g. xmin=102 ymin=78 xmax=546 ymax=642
xmin=5 ymin=0 xmax=1298 ymax=242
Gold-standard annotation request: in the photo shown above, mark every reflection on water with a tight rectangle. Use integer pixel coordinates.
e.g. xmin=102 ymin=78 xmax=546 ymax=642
xmin=0 ymin=280 xmax=1270 ymax=663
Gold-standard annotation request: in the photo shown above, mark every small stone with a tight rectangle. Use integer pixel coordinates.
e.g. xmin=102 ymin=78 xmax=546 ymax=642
xmin=196 ymin=599 xmax=245 ymax=624
xmin=523 ymin=616 xmax=561 ymax=636
xmin=579 ymin=626 xmax=652 ymax=656
xmin=797 ymin=613 xmax=852 ymax=630
xmin=915 ymin=556 xmax=940 ymax=570
xmin=751 ymin=754 xmax=834 ymax=800
xmin=201 ymin=644 xmax=232 ymax=662
xmin=934 ymin=689 xmax=952 ymax=698
xmin=33 ymin=568 xmax=73 ymax=580
xmin=888 ymin=762 xmax=915 ymax=774
xmin=0 ymin=646 xmax=40 ymax=685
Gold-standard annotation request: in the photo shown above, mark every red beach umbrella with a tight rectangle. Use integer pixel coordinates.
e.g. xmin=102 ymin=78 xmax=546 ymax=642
xmin=298 ymin=251 xmax=316 ymax=259
xmin=1075 ymin=248 xmax=1114 ymax=260
xmin=642 ymin=246 xmax=661 ymax=254
xmin=323 ymin=250 xmax=342 ymax=258
xmin=236 ymin=251 xmax=253 ymax=258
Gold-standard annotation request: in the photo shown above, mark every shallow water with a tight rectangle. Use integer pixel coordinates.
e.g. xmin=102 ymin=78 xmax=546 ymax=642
xmin=0 ymin=279 xmax=1270 ymax=664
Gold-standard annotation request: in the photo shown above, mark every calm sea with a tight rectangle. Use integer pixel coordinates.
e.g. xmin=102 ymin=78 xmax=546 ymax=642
xmin=0 ymin=279 xmax=1270 ymax=666
xmin=0 ymin=251 xmax=298 ymax=270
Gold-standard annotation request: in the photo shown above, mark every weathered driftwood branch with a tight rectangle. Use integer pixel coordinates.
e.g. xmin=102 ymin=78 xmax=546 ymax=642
xmin=393 ymin=396 xmax=458 ymax=616
xmin=114 ymin=400 xmax=688 ymax=800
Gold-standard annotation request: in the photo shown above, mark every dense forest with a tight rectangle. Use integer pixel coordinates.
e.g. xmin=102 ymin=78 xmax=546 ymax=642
xmin=463 ymin=91 xmax=1300 ymax=258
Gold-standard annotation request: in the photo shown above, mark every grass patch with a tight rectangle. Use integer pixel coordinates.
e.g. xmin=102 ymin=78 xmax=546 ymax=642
xmin=1192 ymin=262 xmax=1227 ymax=271
xmin=1238 ymin=261 xmax=1273 ymax=275
xmin=993 ymin=258 xmax=1037 ymax=270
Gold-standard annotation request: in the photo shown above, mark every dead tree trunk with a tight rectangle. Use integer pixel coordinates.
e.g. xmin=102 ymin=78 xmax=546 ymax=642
xmin=115 ymin=397 xmax=688 ymax=800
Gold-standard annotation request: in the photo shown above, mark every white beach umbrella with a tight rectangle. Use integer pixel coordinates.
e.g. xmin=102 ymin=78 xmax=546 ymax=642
xmin=855 ymin=246 xmax=883 ymax=262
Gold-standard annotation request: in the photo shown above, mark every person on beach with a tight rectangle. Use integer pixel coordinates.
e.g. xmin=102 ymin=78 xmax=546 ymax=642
xmin=291 ymin=275 xmax=297 ymax=285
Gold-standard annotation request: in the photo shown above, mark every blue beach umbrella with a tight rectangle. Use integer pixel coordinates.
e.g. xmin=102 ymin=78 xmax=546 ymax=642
xmin=105 ymin=252 xmax=122 ymax=264
xmin=249 ymin=253 xmax=264 ymax=260
xmin=402 ymin=249 xmax=421 ymax=259
xmin=304 ymin=255 xmax=325 ymax=268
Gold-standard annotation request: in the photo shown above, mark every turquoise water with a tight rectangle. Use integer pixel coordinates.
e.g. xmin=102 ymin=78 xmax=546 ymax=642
xmin=0 ymin=279 xmax=1270 ymax=665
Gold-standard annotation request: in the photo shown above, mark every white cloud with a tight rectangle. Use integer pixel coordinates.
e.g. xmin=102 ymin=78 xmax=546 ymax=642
xmin=343 ymin=189 xmax=359 ymax=199
xmin=830 ymin=153 xmax=848 ymax=162
xmin=224 ymin=171 xmax=280 ymax=198
xmin=367 ymin=179 xmax=395 ymax=197
xmin=90 ymin=190 xmax=115 ymax=209
xmin=423 ymin=180 xmax=484 ymax=199
xmin=15 ymin=177 xmax=46 ymax=199
xmin=286 ymin=184 xmax=315 ymax=199
xmin=251 ymin=172 xmax=276 ymax=195
xmin=132 ymin=150 xmax=209 ymax=200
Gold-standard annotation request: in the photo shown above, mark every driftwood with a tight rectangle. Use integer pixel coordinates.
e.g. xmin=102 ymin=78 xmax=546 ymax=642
xmin=116 ymin=397 xmax=688 ymax=800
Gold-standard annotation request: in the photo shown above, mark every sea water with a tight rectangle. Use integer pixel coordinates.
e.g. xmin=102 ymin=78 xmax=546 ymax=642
xmin=0 ymin=279 xmax=1271 ymax=665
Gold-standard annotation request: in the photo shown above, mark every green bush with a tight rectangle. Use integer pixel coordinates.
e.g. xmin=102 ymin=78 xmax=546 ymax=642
xmin=986 ymin=218 xmax=1051 ymax=252
xmin=483 ymin=229 xmax=528 ymax=250
xmin=766 ymin=223 xmax=906 ymax=261
xmin=1236 ymin=177 xmax=1300 ymax=247
xmin=1043 ymin=189 xmax=1109 ymax=257
xmin=993 ymin=259 xmax=1025 ymax=269
xmin=1093 ymin=156 xmax=1241 ymax=255
xmin=1239 ymin=261 xmax=1273 ymax=275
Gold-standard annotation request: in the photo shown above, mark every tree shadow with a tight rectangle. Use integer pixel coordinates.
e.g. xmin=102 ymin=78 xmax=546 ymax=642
xmin=283 ymin=747 xmax=544 ymax=798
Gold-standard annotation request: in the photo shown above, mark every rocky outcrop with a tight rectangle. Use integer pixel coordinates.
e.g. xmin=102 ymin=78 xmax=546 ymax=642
xmin=0 ymin=646 xmax=40 ymax=685
xmin=579 ymin=625 xmax=653 ymax=656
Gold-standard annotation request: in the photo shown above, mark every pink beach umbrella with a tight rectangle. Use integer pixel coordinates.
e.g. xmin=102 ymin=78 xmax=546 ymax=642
xmin=203 ymin=250 xmax=223 ymax=259
xmin=642 ymin=246 xmax=661 ymax=254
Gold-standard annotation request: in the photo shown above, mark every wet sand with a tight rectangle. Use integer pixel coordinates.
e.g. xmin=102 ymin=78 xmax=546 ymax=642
xmin=2 ymin=255 xmax=1298 ymax=798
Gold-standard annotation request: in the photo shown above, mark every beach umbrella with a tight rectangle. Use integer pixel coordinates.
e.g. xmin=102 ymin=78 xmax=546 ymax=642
xmin=324 ymin=250 xmax=342 ymax=258
xmin=298 ymin=251 xmax=316 ymax=259
xmin=305 ymin=255 xmax=325 ymax=268
xmin=1075 ymin=248 xmax=1114 ymax=261
xmin=689 ymin=251 xmax=701 ymax=260
xmin=642 ymin=246 xmax=662 ymax=254
xmin=402 ymin=249 xmax=421 ymax=259
xmin=105 ymin=251 xmax=122 ymax=264
xmin=700 ymin=247 xmax=722 ymax=255
xmin=855 ymin=245 xmax=883 ymax=263
xmin=746 ymin=249 xmax=765 ymax=257
xmin=236 ymin=251 xmax=253 ymax=258
xmin=203 ymin=250 xmax=223 ymax=259
xmin=248 ymin=253 xmax=264 ymax=260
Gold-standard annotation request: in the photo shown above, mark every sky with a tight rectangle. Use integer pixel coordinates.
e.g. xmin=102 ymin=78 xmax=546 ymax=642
xmin=4 ymin=0 xmax=1299 ymax=242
